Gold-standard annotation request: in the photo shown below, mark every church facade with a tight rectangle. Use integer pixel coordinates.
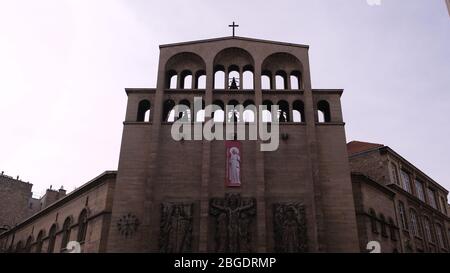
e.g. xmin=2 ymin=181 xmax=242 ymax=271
xmin=0 ymin=36 xmax=448 ymax=253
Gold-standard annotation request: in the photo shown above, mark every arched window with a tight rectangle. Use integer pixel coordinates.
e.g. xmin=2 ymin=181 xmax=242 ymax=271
xmin=228 ymin=66 xmax=240 ymax=90
xmin=166 ymin=70 xmax=178 ymax=89
xmin=290 ymin=71 xmax=301 ymax=90
xmin=227 ymin=99 xmax=240 ymax=123
xmin=261 ymin=70 xmax=272 ymax=90
xmin=177 ymin=99 xmax=191 ymax=122
xmin=77 ymin=209 xmax=88 ymax=243
xmin=317 ymin=100 xmax=331 ymax=123
xmin=61 ymin=217 xmax=72 ymax=250
xmin=410 ymin=209 xmax=419 ymax=237
xmin=195 ymin=70 xmax=206 ymax=89
xmin=162 ymin=99 xmax=176 ymax=122
xmin=243 ymin=100 xmax=255 ymax=123
xmin=369 ymin=208 xmax=378 ymax=233
xmin=35 ymin=230 xmax=45 ymax=253
xmin=15 ymin=241 xmax=23 ymax=253
xmin=388 ymin=218 xmax=397 ymax=241
xmin=275 ymin=71 xmax=287 ymax=90
xmin=212 ymin=100 xmax=225 ymax=122
xmin=48 ymin=224 xmax=57 ymax=253
xmin=277 ymin=100 xmax=290 ymax=122
xmin=292 ymin=100 xmax=305 ymax=122
xmin=180 ymin=70 xmax=192 ymax=89
xmin=398 ymin=201 xmax=408 ymax=230
xmin=379 ymin=214 xmax=388 ymax=237
xmin=137 ymin=100 xmax=151 ymax=122
xmin=262 ymin=100 xmax=273 ymax=123
xmin=242 ymin=65 xmax=254 ymax=89
xmin=214 ymin=66 xmax=225 ymax=89
xmin=24 ymin=236 xmax=33 ymax=253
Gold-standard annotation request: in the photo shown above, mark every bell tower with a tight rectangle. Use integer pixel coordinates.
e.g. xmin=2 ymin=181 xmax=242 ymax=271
xmin=106 ymin=35 xmax=359 ymax=253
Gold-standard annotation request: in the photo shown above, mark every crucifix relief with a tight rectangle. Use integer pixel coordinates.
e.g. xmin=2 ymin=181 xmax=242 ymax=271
xmin=210 ymin=194 xmax=256 ymax=253
xmin=228 ymin=21 xmax=239 ymax=37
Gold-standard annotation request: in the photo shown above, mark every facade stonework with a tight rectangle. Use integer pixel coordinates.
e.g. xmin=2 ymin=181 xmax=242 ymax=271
xmin=0 ymin=37 xmax=448 ymax=253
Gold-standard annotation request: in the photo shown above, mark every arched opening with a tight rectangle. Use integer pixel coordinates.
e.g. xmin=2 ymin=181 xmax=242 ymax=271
xmin=15 ymin=241 xmax=23 ymax=253
xmin=290 ymin=71 xmax=301 ymax=90
xmin=163 ymin=99 xmax=176 ymax=122
xmin=261 ymin=70 xmax=272 ymax=90
xmin=35 ymin=230 xmax=45 ymax=253
xmin=48 ymin=224 xmax=57 ymax=253
xmin=275 ymin=71 xmax=287 ymax=90
xmin=61 ymin=216 xmax=72 ymax=251
xmin=137 ymin=100 xmax=151 ymax=122
xmin=195 ymin=70 xmax=206 ymax=89
xmin=165 ymin=52 xmax=206 ymax=90
xmin=195 ymin=100 xmax=205 ymax=122
xmin=167 ymin=70 xmax=178 ymax=89
xmin=228 ymin=65 xmax=240 ymax=90
xmin=212 ymin=100 xmax=225 ymax=122
xmin=292 ymin=100 xmax=305 ymax=122
xmin=243 ymin=100 xmax=255 ymax=122
xmin=177 ymin=99 xmax=191 ymax=122
xmin=180 ymin=70 xmax=193 ymax=89
xmin=227 ymin=99 xmax=240 ymax=123
xmin=77 ymin=209 xmax=88 ymax=243
xmin=214 ymin=65 xmax=225 ymax=89
xmin=317 ymin=100 xmax=331 ymax=123
xmin=25 ymin=236 xmax=33 ymax=253
xmin=242 ymin=65 xmax=254 ymax=89
xmin=262 ymin=100 xmax=273 ymax=122
xmin=277 ymin=100 xmax=290 ymax=122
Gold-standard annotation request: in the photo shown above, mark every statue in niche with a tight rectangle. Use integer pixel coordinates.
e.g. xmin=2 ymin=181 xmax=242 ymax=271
xmin=210 ymin=193 xmax=256 ymax=253
xmin=273 ymin=202 xmax=307 ymax=253
xmin=159 ymin=202 xmax=193 ymax=253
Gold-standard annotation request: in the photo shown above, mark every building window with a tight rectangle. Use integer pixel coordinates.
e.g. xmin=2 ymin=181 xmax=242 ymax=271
xmin=390 ymin=163 xmax=400 ymax=185
xmin=47 ymin=224 xmax=57 ymax=253
xmin=24 ymin=236 xmax=33 ymax=253
xmin=423 ymin=217 xmax=434 ymax=243
xmin=61 ymin=217 xmax=72 ymax=250
xmin=410 ymin=209 xmax=420 ymax=237
xmin=414 ymin=180 xmax=425 ymax=202
xmin=379 ymin=214 xmax=388 ymax=237
xmin=388 ymin=218 xmax=397 ymax=241
xmin=427 ymin=188 xmax=437 ymax=209
xmin=400 ymin=170 xmax=412 ymax=194
xmin=369 ymin=209 xmax=378 ymax=233
xmin=398 ymin=201 xmax=408 ymax=230
xmin=77 ymin=209 xmax=88 ymax=243
xmin=435 ymin=224 xmax=445 ymax=249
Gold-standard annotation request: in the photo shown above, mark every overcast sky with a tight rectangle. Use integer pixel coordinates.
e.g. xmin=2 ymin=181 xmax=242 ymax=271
xmin=0 ymin=0 xmax=449 ymax=197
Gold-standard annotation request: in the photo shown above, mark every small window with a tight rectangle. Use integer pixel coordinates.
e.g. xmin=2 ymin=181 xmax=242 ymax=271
xmin=61 ymin=217 xmax=72 ymax=250
xmin=214 ymin=70 xmax=225 ymax=89
xmin=435 ymin=224 xmax=445 ymax=249
xmin=48 ymin=224 xmax=57 ymax=253
xmin=390 ymin=163 xmax=400 ymax=185
xmin=398 ymin=201 xmax=408 ymax=230
xmin=427 ymin=188 xmax=437 ymax=209
xmin=369 ymin=209 xmax=378 ymax=233
xmin=380 ymin=214 xmax=388 ymax=237
xmin=400 ymin=170 xmax=412 ymax=194
xmin=137 ymin=100 xmax=151 ymax=122
xmin=77 ymin=209 xmax=88 ymax=243
xmin=388 ymin=218 xmax=397 ymax=241
xmin=423 ymin=217 xmax=434 ymax=243
xmin=414 ymin=180 xmax=425 ymax=202
xmin=317 ymin=100 xmax=331 ymax=123
xmin=410 ymin=209 xmax=419 ymax=237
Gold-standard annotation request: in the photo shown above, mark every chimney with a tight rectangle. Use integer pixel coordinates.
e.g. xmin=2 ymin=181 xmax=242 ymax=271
xmin=58 ymin=186 xmax=66 ymax=198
